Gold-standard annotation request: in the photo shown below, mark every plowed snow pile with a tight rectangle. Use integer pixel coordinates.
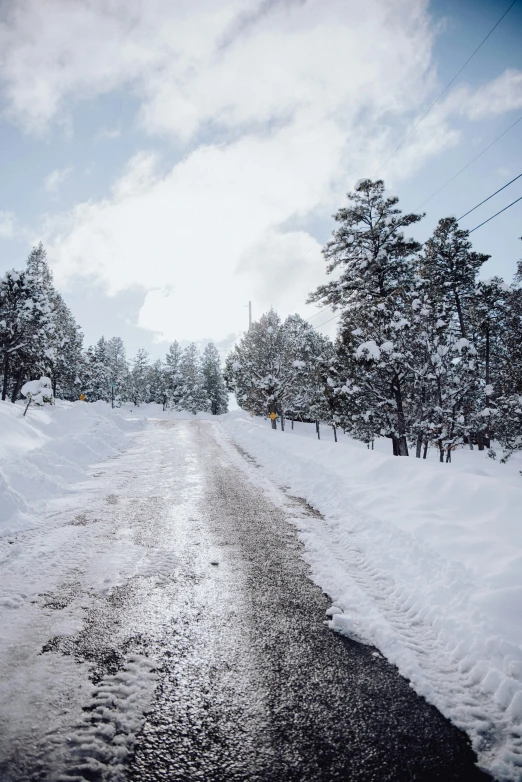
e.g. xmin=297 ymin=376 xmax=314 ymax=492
xmin=223 ymin=412 xmax=522 ymax=781
xmin=0 ymin=399 xmax=145 ymax=536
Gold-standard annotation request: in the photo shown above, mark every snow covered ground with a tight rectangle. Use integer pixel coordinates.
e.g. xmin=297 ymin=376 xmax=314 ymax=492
xmin=0 ymin=400 xmax=215 ymax=538
xmin=2 ymin=400 xmax=522 ymax=779
xmin=0 ymin=399 xmax=145 ymax=537
xmin=222 ymin=412 xmax=522 ymax=781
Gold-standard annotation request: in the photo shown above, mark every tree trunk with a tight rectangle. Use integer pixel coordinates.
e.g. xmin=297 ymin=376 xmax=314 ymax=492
xmin=291 ymin=418 xmax=294 ymax=430
xmin=484 ymin=322 xmax=491 ymax=448
xmin=332 ymin=424 xmax=337 ymax=443
xmin=423 ymin=439 xmax=428 ymax=459
xmin=477 ymin=431 xmax=485 ymax=451
xmin=392 ymin=437 xmax=399 ymax=456
xmin=446 ymin=445 xmax=452 ymax=463
xmin=415 ymin=431 xmax=423 ymax=458
xmin=316 ymin=420 xmax=320 ymax=440
xmin=392 ymin=375 xmax=409 ymax=456
xmin=438 ymin=440 xmax=444 ymax=463
xmin=2 ymin=353 xmax=9 ymax=402
xmin=454 ymin=290 xmax=467 ymax=339
xmin=281 ymin=415 xmax=285 ymax=432
xmin=11 ymin=369 xmax=23 ymax=403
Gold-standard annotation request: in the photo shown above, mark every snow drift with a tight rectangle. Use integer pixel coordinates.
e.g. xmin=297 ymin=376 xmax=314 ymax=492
xmin=222 ymin=412 xmax=522 ymax=781
xmin=0 ymin=400 xmax=145 ymax=536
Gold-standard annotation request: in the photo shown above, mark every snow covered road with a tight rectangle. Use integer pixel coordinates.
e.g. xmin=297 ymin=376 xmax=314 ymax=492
xmin=0 ymin=420 xmax=490 ymax=780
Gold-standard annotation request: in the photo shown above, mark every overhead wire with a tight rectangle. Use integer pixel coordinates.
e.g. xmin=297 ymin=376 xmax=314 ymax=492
xmin=416 ymin=114 xmax=522 ymax=210
xmin=314 ymin=312 xmax=341 ymax=330
xmin=303 ymin=0 xmax=520 ymax=331
xmin=457 ymin=172 xmax=522 ymax=220
xmin=306 ymin=305 xmax=331 ymax=321
xmin=468 ymin=194 xmax=522 ymax=233
xmin=375 ymin=0 xmax=518 ymax=176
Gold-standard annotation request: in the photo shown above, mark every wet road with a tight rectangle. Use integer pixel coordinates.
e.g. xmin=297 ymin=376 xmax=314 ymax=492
xmin=0 ymin=420 xmax=491 ymax=781
xmin=125 ymin=421 xmax=488 ymax=781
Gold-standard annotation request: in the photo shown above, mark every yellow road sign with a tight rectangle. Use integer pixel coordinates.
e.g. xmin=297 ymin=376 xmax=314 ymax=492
xmin=269 ymin=412 xmax=277 ymax=421
xmin=79 ymin=394 xmax=86 ymax=401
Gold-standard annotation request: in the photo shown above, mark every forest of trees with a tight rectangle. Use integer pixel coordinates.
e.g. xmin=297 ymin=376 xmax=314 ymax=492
xmin=2 ymin=178 xmax=521 ymax=460
xmin=0 ymin=244 xmax=228 ymax=415
xmin=225 ymin=179 xmax=522 ymax=461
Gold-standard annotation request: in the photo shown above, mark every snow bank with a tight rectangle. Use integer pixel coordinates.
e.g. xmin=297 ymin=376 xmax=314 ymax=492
xmin=222 ymin=412 xmax=522 ymax=780
xmin=0 ymin=400 xmax=145 ymax=536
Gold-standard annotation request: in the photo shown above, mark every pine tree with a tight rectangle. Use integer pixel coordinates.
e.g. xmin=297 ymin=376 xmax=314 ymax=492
xmin=492 ymin=259 xmax=522 ymax=460
xmin=225 ymin=310 xmax=289 ymax=427
xmin=146 ymin=359 xmax=168 ymax=407
xmin=47 ymin=294 xmax=84 ymax=401
xmin=416 ymin=218 xmax=489 ymax=454
xmin=0 ymin=265 xmax=53 ymax=402
xmin=106 ymin=337 xmax=128 ymax=405
xmin=225 ymin=311 xmax=331 ymax=428
xmin=421 ymin=218 xmax=489 ymax=339
xmin=308 ymin=179 xmax=423 ymax=455
xmin=201 ymin=343 xmax=228 ymax=415
xmin=165 ymin=341 xmax=183 ymax=409
xmin=281 ymin=314 xmax=333 ymax=424
xmin=128 ymin=349 xmax=150 ymax=406
xmin=178 ymin=344 xmax=207 ymax=414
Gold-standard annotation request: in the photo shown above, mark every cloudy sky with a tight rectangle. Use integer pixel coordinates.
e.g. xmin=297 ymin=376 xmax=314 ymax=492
xmin=1 ymin=0 xmax=521 ymax=360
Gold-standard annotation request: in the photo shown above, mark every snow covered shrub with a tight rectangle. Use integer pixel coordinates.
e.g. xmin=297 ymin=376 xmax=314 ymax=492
xmin=21 ymin=376 xmax=54 ymax=406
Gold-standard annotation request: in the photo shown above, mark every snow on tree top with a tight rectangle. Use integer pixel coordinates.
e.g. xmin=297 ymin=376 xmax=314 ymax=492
xmin=354 ymin=178 xmax=371 ymax=191
xmin=356 ymin=340 xmax=380 ymax=360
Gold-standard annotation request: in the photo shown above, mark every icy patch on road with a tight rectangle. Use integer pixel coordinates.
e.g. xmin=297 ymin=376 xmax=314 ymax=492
xmin=222 ymin=413 xmax=522 ymax=781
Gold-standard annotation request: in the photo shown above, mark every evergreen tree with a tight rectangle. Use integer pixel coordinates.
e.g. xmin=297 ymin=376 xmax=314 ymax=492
xmin=421 ymin=218 xmax=489 ymax=339
xmin=225 ymin=311 xmax=331 ymax=427
xmin=0 ymin=266 xmax=52 ymax=402
xmin=492 ymin=259 xmax=522 ymax=460
xmin=308 ymin=179 xmax=423 ymax=455
xmin=128 ymin=349 xmax=150 ymax=406
xmin=281 ymin=314 xmax=333 ymax=423
xmin=106 ymin=337 xmax=128 ymax=405
xmin=201 ymin=343 xmax=228 ymax=415
xmin=165 ymin=341 xmax=183 ymax=409
xmin=409 ymin=290 xmax=478 ymax=462
xmin=47 ymin=293 xmax=84 ymax=401
xmin=225 ymin=310 xmax=290 ymax=427
xmin=147 ymin=359 xmax=168 ymax=407
xmin=178 ymin=343 xmax=207 ymax=414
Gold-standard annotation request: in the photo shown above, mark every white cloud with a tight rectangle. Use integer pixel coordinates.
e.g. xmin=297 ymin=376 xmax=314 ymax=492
xmin=44 ymin=165 xmax=72 ymax=195
xmin=8 ymin=0 xmax=519 ymax=345
xmin=96 ymin=125 xmax=121 ymax=140
xmin=45 ymin=121 xmax=343 ymax=342
xmin=463 ymin=69 xmax=522 ymax=120
xmin=0 ymin=210 xmax=16 ymax=238
xmin=0 ymin=0 xmax=434 ymax=139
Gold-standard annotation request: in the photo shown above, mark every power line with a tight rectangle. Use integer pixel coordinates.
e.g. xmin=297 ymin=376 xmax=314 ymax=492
xmin=375 ymin=0 xmax=517 ymax=176
xmin=306 ymin=305 xmax=331 ymax=321
xmin=457 ymin=173 xmax=522 ymax=220
xmin=314 ymin=312 xmax=341 ymax=329
xmin=468 ymin=194 xmax=522 ymax=233
xmin=417 ymin=114 xmax=522 ymax=209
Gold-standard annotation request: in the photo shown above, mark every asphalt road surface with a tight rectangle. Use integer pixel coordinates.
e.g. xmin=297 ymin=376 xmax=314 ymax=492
xmin=0 ymin=420 xmax=492 ymax=781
